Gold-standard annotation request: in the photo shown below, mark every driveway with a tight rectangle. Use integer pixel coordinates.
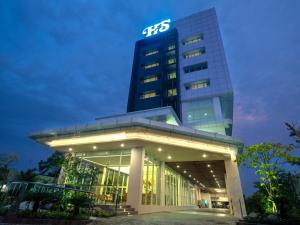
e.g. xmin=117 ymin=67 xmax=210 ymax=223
xmin=88 ymin=209 xmax=238 ymax=225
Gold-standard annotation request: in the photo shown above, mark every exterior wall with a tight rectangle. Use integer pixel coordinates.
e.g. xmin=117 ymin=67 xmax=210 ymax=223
xmin=224 ymin=157 xmax=247 ymax=218
xmin=174 ymin=8 xmax=233 ymax=136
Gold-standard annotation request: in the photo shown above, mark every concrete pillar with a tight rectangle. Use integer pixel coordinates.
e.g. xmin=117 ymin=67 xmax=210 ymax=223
xmin=160 ymin=161 xmax=165 ymax=207
xmin=225 ymin=158 xmax=247 ymax=218
xmin=126 ymin=147 xmax=145 ymax=211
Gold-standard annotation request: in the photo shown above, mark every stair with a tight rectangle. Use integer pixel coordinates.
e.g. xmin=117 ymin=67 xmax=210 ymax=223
xmin=93 ymin=204 xmax=138 ymax=216
xmin=116 ymin=205 xmax=138 ymax=216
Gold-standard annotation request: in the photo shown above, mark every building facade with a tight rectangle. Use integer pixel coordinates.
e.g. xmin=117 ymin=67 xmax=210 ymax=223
xmin=127 ymin=8 xmax=233 ymax=136
xmin=31 ymin=8 xmax=246 ymax=218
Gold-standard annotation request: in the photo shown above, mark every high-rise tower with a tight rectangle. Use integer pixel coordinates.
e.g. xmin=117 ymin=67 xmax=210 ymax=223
xmin=127 ymin=8 xmax=233 ymax=136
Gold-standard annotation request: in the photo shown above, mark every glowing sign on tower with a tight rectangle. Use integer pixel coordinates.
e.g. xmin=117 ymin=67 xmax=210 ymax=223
xmin=142 ymin=19 xmax=171 ymax=37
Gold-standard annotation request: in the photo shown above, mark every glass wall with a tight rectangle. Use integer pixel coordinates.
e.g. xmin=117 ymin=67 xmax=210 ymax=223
xmin=75 ymin=149 xmax=131 ymax=205
xmin=165 ymin=166 xmax=196 ymax=207
xmin=142 ymin=155 xmax=161 ymax=205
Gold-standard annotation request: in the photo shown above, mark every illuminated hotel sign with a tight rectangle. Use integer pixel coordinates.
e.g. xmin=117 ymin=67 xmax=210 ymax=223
xmin=142 ymin=19 xmax=171 ymax=37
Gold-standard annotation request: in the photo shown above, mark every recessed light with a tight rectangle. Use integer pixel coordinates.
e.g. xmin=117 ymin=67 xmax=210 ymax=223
xmin=202 ymin=154 xmax=207 ymax=158
xmin=197 ymin=181 xmax=199 ymax=183
xmin=120 ymin=143 xmax=124 ymax=147
xmin=193 ymin=178 xmax=196 ymax=180
xmin=207 ymin=164 xmax=211 ymax=168
xmin=184 ymin=170 xmax=187 ymax=174
xmin=176 ymin=165 xmax=180 ymax=168
xmin=93 ymin=146 xmax=97 ymax=150
xmin=189 ymin=174 xmax=192 ymax=177
xmin=210 ymin=170 xmax=213 ymax=173
xmin=213 ymin=175 xmax=215 ymax=177
xmin=167 ymin=155 xmax=172 ymax=160
xmin=158 ymin=147 xmax=162 ymax=152
xmin=68 ymin=148 xmax=73 ymax=151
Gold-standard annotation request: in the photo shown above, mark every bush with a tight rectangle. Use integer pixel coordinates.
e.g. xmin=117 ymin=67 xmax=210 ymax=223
xmin=17 ymin=210 xmax=89 ymax=220
xmin=0 ymin=204 xmax=8 ymax=216
xmin=61 ymin=191 xmax=93 ymax=215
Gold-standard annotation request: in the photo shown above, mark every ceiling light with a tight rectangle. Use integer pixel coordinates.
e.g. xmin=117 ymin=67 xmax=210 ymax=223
xmin=202 ymin=154 xmax=207 ymax=158
xmin=213 ymin=175 xmax=215 ymax=177
xmin=207 ymin=164 xmax=211 ymax=168
xmin=184 ymin=170 xmax=187 ymax=174
xmin=176 ymin=165 xmax=180 ymax=168
xmin=189 ymin=174 xmax=192 ymax=177
xmin=93 ymin=146 xmax=97 ymax=150
xmin=120 ymin=143 xmax=124 ymax=147
xmin=167 ymin=155 xmax=172 ymax=160
xmin=210 ymin=170 xmax=213 ymax=173
xmin=197 ymin=181 xmax=199 ymax=183
xmin=193 ymin=178 xmax=196 ymax=180
xmin=158 ymin=147 xmax=162 ymax=152
xmin=68 ymin=148 xmax=73 ymax=151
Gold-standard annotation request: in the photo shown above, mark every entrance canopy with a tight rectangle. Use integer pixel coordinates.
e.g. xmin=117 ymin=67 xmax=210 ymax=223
xmin=31 ymin=107 xmax=243 ymax=190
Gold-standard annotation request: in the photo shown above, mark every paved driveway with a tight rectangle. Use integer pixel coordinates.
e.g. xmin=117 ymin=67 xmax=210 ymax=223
xmin=88 ymin=209 xmax=238 ymax=225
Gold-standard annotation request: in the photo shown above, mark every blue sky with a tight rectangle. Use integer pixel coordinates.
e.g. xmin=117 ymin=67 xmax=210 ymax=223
xmin=0 ymin=0 xmax=299 ymax=195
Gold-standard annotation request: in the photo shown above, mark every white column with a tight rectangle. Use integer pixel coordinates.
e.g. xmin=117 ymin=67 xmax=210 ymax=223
xmin=225 ymin=157 xmax=247 ymax=218
xmin=126 ymin=147 xmax=145 ymax=211
xmin=160 ymin=161 xmax=166 ymax=207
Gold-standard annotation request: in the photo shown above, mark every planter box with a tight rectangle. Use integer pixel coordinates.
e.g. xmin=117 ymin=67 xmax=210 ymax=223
xmin=0 ymin=215 xmax=90 ymax=225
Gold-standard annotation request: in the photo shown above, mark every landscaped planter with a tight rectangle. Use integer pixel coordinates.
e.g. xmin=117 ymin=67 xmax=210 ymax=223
xmin=0 ymin=215 xmax=90 ymax=225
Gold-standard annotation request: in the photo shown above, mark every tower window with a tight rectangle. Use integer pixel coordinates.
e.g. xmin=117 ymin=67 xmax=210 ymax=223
xmin=183 ymin=62 xmax=208 ymax=73
xmin=167 ymin=88 xmax=177 ymax=97
xmin=144 ymin=49 xmax=159 ymax=56
xmin=182 ymin=34 xmax=204 ymax=45
xmin=168 ymin=44 xmax=176 ymax=51
xmin=185 ymin=79 xmax=210 ymax=90
xmin=167 ymin=72 xmax=176 ymax=80
xmin=143 ymin=62 xmax=159 ymax=69
xmin=140 ymin=91 xmax=159 ymax=99
xmin=142 ymin=75 xmax=159 ymax=83
xmin=183 ymin=47 xmax=206 ymax=59
xmin=167 ymin=58 xmax=176 ymax=65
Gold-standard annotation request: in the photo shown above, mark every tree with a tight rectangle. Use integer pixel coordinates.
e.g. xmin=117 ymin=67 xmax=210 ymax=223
xmin=0 ymin=154 xmax=18 ymax=184
xmin=237 ymin=143 xmax=297 ymax=214
xmin=286 ymin=122 xmax=300 ymax=143
xmin=19 ymin=169 xmax=37 ymax=182
xmin=38 ymin=151 xmax=64 ymax=177
xmin=62 ymin=153 xmax=99 ymax=188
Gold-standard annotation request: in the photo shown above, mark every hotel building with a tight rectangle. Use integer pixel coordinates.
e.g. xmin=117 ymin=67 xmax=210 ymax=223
xmin=31 ymin=8 xmax=246 ymax=218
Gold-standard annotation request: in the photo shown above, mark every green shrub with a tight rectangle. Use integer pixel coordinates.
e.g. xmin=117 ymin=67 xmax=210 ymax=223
xmin=17 ymin=210 xmax=89 ymax=220
xmin=0 ymin=204 xmax=8 ymax=216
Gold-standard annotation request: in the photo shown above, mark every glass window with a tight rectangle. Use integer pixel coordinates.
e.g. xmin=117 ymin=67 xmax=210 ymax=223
xmin=144 ymin=49 xmax=159 ymax=56
xmin=142 ymin=75 xmax=159 ymax=84
xmin=167 ymin=72 xmax=176 ymax=80
xmin=167 ymin=58 xmax=176 ymax=65
xmin=183 ymin=47 xmax=205 ymax=59
xmin=167 ymin=88 xmax=177 ymax=97
xmin=168 ymin=44 xmax=176 ymax=51
xmin=140 ymin=91 xmax=158 ymax=99
xmin=143 ymin=62 xmax=159 ymax=69
xmin=183 ymin=62 xmax=208 ymax=73
xmin=142 ymin=155 xmax=161 ymax=205
xmin=185 ymin=79 xmax=210 ymax=90
xmin=182 ymin=34 xmax=203 ymax=45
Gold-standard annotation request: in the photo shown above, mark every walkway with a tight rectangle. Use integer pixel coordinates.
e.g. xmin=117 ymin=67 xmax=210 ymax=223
xmin=88 ymin=209 xmax=238 ymax=225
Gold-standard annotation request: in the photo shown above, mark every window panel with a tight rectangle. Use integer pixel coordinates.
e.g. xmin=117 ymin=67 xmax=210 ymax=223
xmin=142 ymin=75 xmax=159 ymax=83
xmin=167 ymin=72 xmax=176 ymax=80
xmin=183 ymin=47 xmax=205 ymax=59
xmin=185 ymin=79 xmax=210 ymax=90
xmin=144 ymin=49 xmax=159 ymax=56
xmin=140 ymin=91 xmax=158 ymax=99
xmin=183 ymin=62 xmax=208 ymax=73
xmin=182 ymin=34 xmax=204 ymax=45
xmin=143 ymin=62 xmax=159 ymax=69
xmin=167 ymin=88 xmax=177 ymax=97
